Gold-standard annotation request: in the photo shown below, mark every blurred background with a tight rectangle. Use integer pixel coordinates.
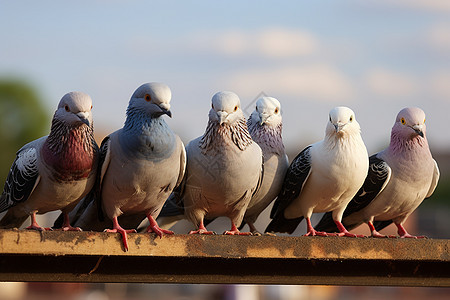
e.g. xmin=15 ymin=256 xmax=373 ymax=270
xmin=0 ymin=0 xmax=449 ymax=299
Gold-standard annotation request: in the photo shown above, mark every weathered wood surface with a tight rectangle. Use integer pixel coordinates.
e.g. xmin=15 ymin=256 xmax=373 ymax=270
xmin=0 ymin=229 xmax=449 ymax=286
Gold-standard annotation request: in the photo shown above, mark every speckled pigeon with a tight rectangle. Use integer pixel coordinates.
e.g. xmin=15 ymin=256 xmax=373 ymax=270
xmin=69 ymin=82 xmax=186 ymax=251
xmin=241 ymin=96 xmax=288 ymax=234
xmin=315 ymin=107 xmax=439 ymax=238
xmin=169 ymin=91 xmax=263 ymax=235
xmin=266 ymin=106 xmax=368 ymax=237
xmin=0 ymin=92 xmax=98 ymax=231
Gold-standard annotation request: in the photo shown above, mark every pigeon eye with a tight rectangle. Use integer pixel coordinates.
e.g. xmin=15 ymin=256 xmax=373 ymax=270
xmin=65 ymin=105 xmax=70 ymax=112
xmin=401 ymin=118 xmax=406 ymax=125
xmin=145 ymin=94 xmax=151 ymax=102
xmin=350 ymin=115 xmax=353 ymax=122
xmin=424 ymin=118 xmax=426 ymax=124
xmin=275 ymin=108 xmax=279 ymax=114
xmin=234 ymin=106 xmax=238 ymax=112
xmin=329 ymin=115 xmax=332 ymax=122
xmin=90 ymin=105 xmax=93 ymax=110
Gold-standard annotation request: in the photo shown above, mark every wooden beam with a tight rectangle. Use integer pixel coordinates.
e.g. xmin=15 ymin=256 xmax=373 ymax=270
xmin=0 ymin=229 xmax=449 ymax=286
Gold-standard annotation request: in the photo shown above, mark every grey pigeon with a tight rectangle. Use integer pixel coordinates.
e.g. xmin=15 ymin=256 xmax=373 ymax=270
xmin=315 ymin=107 xmax=440 ymax=238
xmin=266 ymin=106 xmax=368 ymax=237
xmin=242 ymin=96 xmax=288 ymax=234
xmin=0 ymin=92 xmax=98 ymax=231
xmin=173 ymin=91 xmax=263 ymax=235
xmin=71 ymin=83 xmax=185 ymax=251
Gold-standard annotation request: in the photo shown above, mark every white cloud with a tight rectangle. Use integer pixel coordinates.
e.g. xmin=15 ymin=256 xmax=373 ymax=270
xmin=427 ymin=23 xmax=450 ymax=53
xmin=193 ymin=27 xmax=319 ymax=59
xmin=365 ymin=68 xmax=419 ymax=98
xmin=428 ymin=72 xmax=450 ymax=100
xmin=222 ymin=64 xmax=355 ymax=102
xmin=379 ymin=0 xmax=450 ymax=12
xmin=256 ymin=28 xmax=318 ymax=58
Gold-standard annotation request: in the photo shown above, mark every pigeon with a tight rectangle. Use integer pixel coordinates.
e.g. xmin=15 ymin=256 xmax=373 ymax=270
xmin=266 ymin=106 xmax=368 ymax=237
xmin=315 ymin=107 xmax=440 ymax=238
xmin=241 ymin=96 xmax=289 ymax=234
xmin=0 ymin=92 xmax=98 ymax=231
xmin=172 ymin=91 xmax=263 ymax=235
xmin=69 ymin=83 xmax=185 ymax=251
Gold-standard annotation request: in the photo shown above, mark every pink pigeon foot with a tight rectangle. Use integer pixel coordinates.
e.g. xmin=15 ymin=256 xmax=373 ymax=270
xmin=55 ymin=213 xmax=82 ymax=231
xmin=396 ymin=223 xmax=427 ymax=239
xmin=368 ymin=222 xmax=388 ymax=238
xmin=189 ymin=220 xmax=215 ymax=235
xmin=223 ymin=223 xmax=252 ymax=236
xmin=25 ymin=212 xmax=52 ymax=231
xmin=303 ymin=218 xmax=327 ymax=236
xmin=105 ymin=217 xmax=136 ymax=251
xmin=146 ymin=215 xmax=174 ymax=238
xmin=334 ymin=220 xmax=362 ymax=237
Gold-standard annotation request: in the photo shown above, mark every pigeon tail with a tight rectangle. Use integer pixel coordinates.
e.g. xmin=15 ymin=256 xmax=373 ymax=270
xmin=373 ymin=220 xmax=393 ymax=232
xmin=0 ymin=208 xmax=29 ymax=229
xmin=314 ymin=212 xmax=339 ymax=233
xmin=265 ymin=214 xmax=304 ymax=234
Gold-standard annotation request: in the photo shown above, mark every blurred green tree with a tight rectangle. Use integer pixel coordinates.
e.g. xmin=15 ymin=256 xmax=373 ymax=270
xmin=0 ymin=79 xmax=49 ymax=185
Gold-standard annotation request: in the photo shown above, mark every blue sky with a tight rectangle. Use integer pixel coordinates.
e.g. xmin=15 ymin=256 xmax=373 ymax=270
xmin=1 ymin=0 xmax=450 ymax=153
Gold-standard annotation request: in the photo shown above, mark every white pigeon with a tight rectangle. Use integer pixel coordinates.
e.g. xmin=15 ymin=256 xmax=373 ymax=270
xmin=71 ymin=83 xmax=186 ymax=251
xmin=316 ymin=107 xmax=440 ymax=238
xmin=243 ymin=96 xmax=289 ymax=234
xmin=177 ymin=91 xmax=263 ymax=235
xmin=0 ymin=92 xmax=98 ymax=231
xmin=266 ymin=106 xmax=368 ymax=237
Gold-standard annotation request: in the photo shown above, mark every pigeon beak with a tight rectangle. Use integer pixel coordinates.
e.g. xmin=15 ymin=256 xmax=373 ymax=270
xmin=152 ymin=108 xmax=172 ymax=118
xmin=76 ymin=112 xmax=90 ymax=126
xmin=334 ymin=122 xmax=346 ymax=133
xmin=412 ymin=124 xmax=424 ymax=137
xmin=217 ymin=111 xmax=228 ymax=125
xmin=162 ymin=108 xmax=172 ymax=118
xmin=259 ymin=113 xmax=270 ymax=125
xmin=158 ymin=103 xmax=172 ymax=118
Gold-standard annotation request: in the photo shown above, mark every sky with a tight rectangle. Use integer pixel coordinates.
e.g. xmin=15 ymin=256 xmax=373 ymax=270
xmin=1 ymin=0 xmax=450 ymax=154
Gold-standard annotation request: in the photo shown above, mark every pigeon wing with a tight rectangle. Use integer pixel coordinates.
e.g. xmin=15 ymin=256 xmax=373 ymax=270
xmin=265 ymin=146 xmax=311 ymax=233
xmin=270 ymin=146 xmax=311 ymax=219
xmin=0 ymin=147 xmax=40 ymax=213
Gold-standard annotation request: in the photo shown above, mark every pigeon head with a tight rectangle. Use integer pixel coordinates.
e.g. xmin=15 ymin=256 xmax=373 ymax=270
xmin=55 ymin=92 xmax=93 ymax=127
xmin=128 ymin=82 xmax=172 ymax=119
xmin=209 ymin=91 xmax=243 ymax=126
xmin=200 ymin=91 xmax=253 ymax=152
xmin=393 ymin=107 xmax=426 ymax=139
xmin=326 ymin=106 xmax=361 ymax=137
xmin=251 ymin=97 xmax=282 ymax=127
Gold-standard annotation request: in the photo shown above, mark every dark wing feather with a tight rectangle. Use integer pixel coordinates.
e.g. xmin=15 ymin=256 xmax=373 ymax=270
xmin=94 ymin=136 xmax=111 ymax=221
xmin=0 ymin=147 xmax=40 ymax=213
xmin=373 ymin=220 xmax=393 ymax=232
xmin=159 ymin=192 xmax=184 ymax=218
xmin=315 ymin=153 xmax=391 ymax=232
xmin=265 ymin=146 xmax=311 ymax=233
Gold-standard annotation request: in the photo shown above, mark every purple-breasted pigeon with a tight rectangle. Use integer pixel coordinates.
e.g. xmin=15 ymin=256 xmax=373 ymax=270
xmin=0 ymin=92 xmax=98 ymax=231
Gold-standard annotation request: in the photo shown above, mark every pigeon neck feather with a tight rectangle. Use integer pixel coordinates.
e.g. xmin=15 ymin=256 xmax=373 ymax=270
xmin=388 ymin=129 xmax=430 ymax=159
xmin=122 ymin=109 xmax=174 ymax=158
xmin=248 ymin=117 xmax=284 ymax=156
xmin=43 ymin=117 xmax=96 ymax=181
xmin=199 ymin=117 xmax=253 ymax=154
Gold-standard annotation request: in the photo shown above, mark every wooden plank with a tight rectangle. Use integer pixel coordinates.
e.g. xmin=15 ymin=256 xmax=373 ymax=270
xmin=0 ymin=229 xmax=449 ymax=286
